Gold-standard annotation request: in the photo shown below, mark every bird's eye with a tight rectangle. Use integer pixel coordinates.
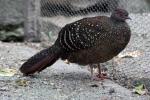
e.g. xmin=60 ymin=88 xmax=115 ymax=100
xmin=125 ymin=14 xmax=128 ymax=16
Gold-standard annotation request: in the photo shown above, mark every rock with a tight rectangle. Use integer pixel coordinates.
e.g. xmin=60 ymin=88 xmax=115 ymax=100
xmin=0 ymin=0 xmax=24 ymax=25
xmin=0 ymin=28 xmax=24 ymax=42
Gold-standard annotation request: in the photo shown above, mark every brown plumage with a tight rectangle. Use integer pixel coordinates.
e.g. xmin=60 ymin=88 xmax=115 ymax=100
xmin=20 ymin=8 xmax=131 ymax=78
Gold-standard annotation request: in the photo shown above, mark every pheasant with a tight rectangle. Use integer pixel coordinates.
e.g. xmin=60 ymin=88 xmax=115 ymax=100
xmin=20 ymin=8 xmax=131 ymax=79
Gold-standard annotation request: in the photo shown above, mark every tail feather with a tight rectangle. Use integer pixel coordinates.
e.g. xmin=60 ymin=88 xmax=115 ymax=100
xmin=20 ymin=45 xmax=61 ymax=75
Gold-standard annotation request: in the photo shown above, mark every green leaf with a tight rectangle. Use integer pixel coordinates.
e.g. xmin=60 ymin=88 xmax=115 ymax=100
xmin=135 ymin=84 xmax=144 ymax=90
xmin=134 ymin=84 xmax=147 ymax=95
xmin=47 ymin=31 xmax=53 ymax=39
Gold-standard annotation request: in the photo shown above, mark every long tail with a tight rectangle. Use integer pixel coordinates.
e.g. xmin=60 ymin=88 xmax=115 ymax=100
xmin=20 ymin=45 xmax=62 ymax=75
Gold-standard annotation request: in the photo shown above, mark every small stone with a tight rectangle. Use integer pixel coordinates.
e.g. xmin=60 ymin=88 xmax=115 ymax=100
xmin=109 ymin=88 xmax=115 ymax=94
xmin=90 ymin=84 xmax=99 ymax=87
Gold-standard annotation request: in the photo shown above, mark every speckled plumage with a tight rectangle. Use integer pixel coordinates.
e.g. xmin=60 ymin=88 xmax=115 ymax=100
xmin=20 ymin=9 xmax=131 ymax=75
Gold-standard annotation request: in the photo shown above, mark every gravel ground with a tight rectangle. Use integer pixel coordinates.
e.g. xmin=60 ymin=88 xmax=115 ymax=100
xmin=0 ymin=42 xmax=150 ymax=100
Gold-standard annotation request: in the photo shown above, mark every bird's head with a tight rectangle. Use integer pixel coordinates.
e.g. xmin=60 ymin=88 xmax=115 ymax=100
xmin=111 ymin=8 xmax=131 ymax=22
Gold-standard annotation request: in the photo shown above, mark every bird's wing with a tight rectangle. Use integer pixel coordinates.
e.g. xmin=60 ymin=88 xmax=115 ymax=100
xmin=57 ymin=17 xmax=109 ymax=52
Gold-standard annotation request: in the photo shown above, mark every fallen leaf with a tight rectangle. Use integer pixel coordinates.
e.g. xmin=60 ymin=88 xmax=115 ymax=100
xmin=0 ymin=68 xmax=17 ymax=76
xmin=16 ymin=79 xmax=29 ymax=87
xmin=133 ymin=84 xmax=148 ymax=95
xmin=118 ymin=50 xmax=142 ymax=58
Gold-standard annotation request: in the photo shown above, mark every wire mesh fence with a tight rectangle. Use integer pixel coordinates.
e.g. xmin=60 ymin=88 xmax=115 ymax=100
xmin=24 ymin=0 xmax=150 ymax=93
xmin=38 ymin=0 xmax=150 ymax=42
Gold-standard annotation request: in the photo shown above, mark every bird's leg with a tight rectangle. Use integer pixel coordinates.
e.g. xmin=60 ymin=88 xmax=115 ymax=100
xmin=89 ymin=64 xmax=98 ymax=80
xmin=88 ymin=65 xmax=94 ymax=79
xmin=96 ymin=64 xmax=108 ymax=80
xmin=98 ymin=64 xmax=101 ymax=76
xmin=89 ymin=64 xmax=108 ymax=80
xmin=90 ymin=66 xmax=94 ymax=78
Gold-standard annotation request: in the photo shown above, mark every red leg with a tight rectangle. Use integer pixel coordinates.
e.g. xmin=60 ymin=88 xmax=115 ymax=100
xmin=89 ymin=64 xmax=108 ymax=80
xmin=96 ymin=64 xmax=108 ymax=80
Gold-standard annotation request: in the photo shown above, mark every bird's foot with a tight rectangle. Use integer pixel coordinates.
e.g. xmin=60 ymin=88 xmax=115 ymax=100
xmin=91 ymin=71 xmax=108 ymax=81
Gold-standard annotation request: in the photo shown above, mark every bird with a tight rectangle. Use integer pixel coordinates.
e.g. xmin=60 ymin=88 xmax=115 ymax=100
xmin=20 ymin=8 xmax=131 ymax=79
